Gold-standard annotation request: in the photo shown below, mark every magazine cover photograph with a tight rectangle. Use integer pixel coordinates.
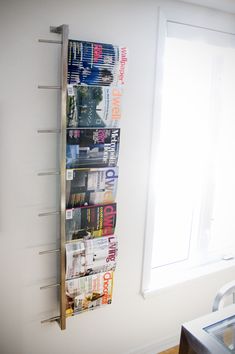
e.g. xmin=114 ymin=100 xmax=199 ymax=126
xmin=65 ymin=271 xmax=113 ymax=316
xmin=66 ymin=128 xmax=120 ymax=169
xmin=65 ymin=235 xmax=118 ymax=279
xmin=65 ymin=203 xmax=117 ymax=241
xmin=67 ymin=85 xmax=122 ymax=128
xmin=66 ymin=167 xmax=119 ymax=208
xmin=65 ymin=241 xmax=86 ymax=279
xmin=67 ymin=40 xmax=128 ymax=87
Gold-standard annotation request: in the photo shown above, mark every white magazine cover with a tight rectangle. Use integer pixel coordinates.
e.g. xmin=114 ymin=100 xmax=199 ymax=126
xmin=65 ymin=241 xmax=86 ymax=279
xmin=65 ymin=235 xmax=118 ymax=279
xmin=85 ymin=235 xmax=117 ymax=274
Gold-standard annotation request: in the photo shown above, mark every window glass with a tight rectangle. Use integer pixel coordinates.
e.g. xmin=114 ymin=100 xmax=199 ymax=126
xmin=149 ymin=20 xmax=235 ymax=283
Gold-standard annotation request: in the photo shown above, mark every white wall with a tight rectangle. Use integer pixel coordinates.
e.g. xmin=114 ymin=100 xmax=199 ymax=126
xmin=1 ymin=1 xmax=235 ymax=354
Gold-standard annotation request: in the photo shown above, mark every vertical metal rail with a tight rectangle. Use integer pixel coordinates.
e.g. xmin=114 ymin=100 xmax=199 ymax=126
xmin=50 ymin=24 xmax=69 ymax=330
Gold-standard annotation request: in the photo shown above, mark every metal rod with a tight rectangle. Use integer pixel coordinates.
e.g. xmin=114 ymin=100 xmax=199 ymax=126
xmin=45 ymin=23 xmax=69 ymax=330
xmin=37 ymin=171 xmax=60 ymax=176
xmin=38 ymin=85 xmax=61 ymax=89
xmin=38 ymin=39 xmax=62 ymax=44
xmin=39 ymin=248 xmax=60 ymax=255
xmin=57 ymin=23 xmax=69 ymax=331
xmin=41 ymin=23 xmax=69 ymax=331
xmin=41 ymin=316 xmax=60 ymax=324
xmin=50 ymin=26 xmax=62 ymax=34
xmin=38 ymin=211 xmax=61 ymax=217
xmin=40 ymin=283 xmax=60 ymax=290
xmin=37 ymin=129 xmax=61 ymax=133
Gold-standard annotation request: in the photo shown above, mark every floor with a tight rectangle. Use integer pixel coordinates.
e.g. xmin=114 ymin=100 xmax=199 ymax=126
xmin=159 ymin=345 xmax=179 ymax=354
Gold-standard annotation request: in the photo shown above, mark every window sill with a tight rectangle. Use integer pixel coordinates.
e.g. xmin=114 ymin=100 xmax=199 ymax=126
xmin=142 ymin=258 xmax=235 ymax=299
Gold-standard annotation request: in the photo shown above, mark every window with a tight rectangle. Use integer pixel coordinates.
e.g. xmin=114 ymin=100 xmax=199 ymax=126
xmin=142 ymin=10 xmax=235 ymax=295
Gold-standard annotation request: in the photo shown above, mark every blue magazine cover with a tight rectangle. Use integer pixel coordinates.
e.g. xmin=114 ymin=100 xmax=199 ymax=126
xmin=67 ymin=40 xmax=127 ymax=87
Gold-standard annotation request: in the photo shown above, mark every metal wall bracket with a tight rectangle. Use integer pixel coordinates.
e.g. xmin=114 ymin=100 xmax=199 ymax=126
xmin=38 ymin=24 xmax=69 ymax=330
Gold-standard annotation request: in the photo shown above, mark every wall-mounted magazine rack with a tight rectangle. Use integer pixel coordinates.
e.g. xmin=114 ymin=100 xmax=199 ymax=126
xmin=38 ymin=25 xmax=127 ymax=331
xmin=38 ymin=24 xmax=68 ymax=330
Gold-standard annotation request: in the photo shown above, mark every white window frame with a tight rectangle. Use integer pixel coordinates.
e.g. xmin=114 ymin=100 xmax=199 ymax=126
xmin=141 ymin=5 xmax=235 ymax=298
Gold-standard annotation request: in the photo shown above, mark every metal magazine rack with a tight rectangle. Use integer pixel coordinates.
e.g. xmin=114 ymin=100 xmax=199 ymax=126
xmin=38 ymin=25 xmax=126 ymax=331
xmin=38 ymin=24 xmax=68 ymax=330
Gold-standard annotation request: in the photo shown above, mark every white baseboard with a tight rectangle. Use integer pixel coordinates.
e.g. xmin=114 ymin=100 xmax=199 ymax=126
xmin=126 ymin=333 xmax=180 ymax=354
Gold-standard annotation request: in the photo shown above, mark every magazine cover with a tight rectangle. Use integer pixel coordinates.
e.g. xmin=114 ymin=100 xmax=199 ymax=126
xmin=65 ymin=203 xmax=117 ymax=241
xmin=67 ymin=40 xmax=128 ymax=87
xmin=65 ymin=235 xmax=118 ymax=279
xmin=66 ymin=167 xmax=119 ymax=208
xmin=65 ymin=241 xmax=86 ymax=279
xmin=66 ymin=128 xmax=120 ymax=169
xmin=85 ymin=235 xmax=117 ymax=275
xmin=67 ymin=85 xmax=122 ymax=128
xmin=65 ymin=271 xmax=114 ymax=316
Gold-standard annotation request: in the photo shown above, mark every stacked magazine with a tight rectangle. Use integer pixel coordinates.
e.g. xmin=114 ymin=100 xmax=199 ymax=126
xmin=65 ymin=203 xmax=117 ymax=241
xmin=66 ymin=271 xmax=113 ymax=316
xmin=67 ymin=85 xmax=122 ymax=128
xmin=66 ymin=167 xmax=118 ymax=208
xmin=65 ymin=235 xmax=117 ymax=279
xmin=65 ymin=39 xmax=127 ymax=317
xmin=67 ymin=40 xmax=127 ymax=87
xmin=66 ymin=128 xmax=120 ymax=169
